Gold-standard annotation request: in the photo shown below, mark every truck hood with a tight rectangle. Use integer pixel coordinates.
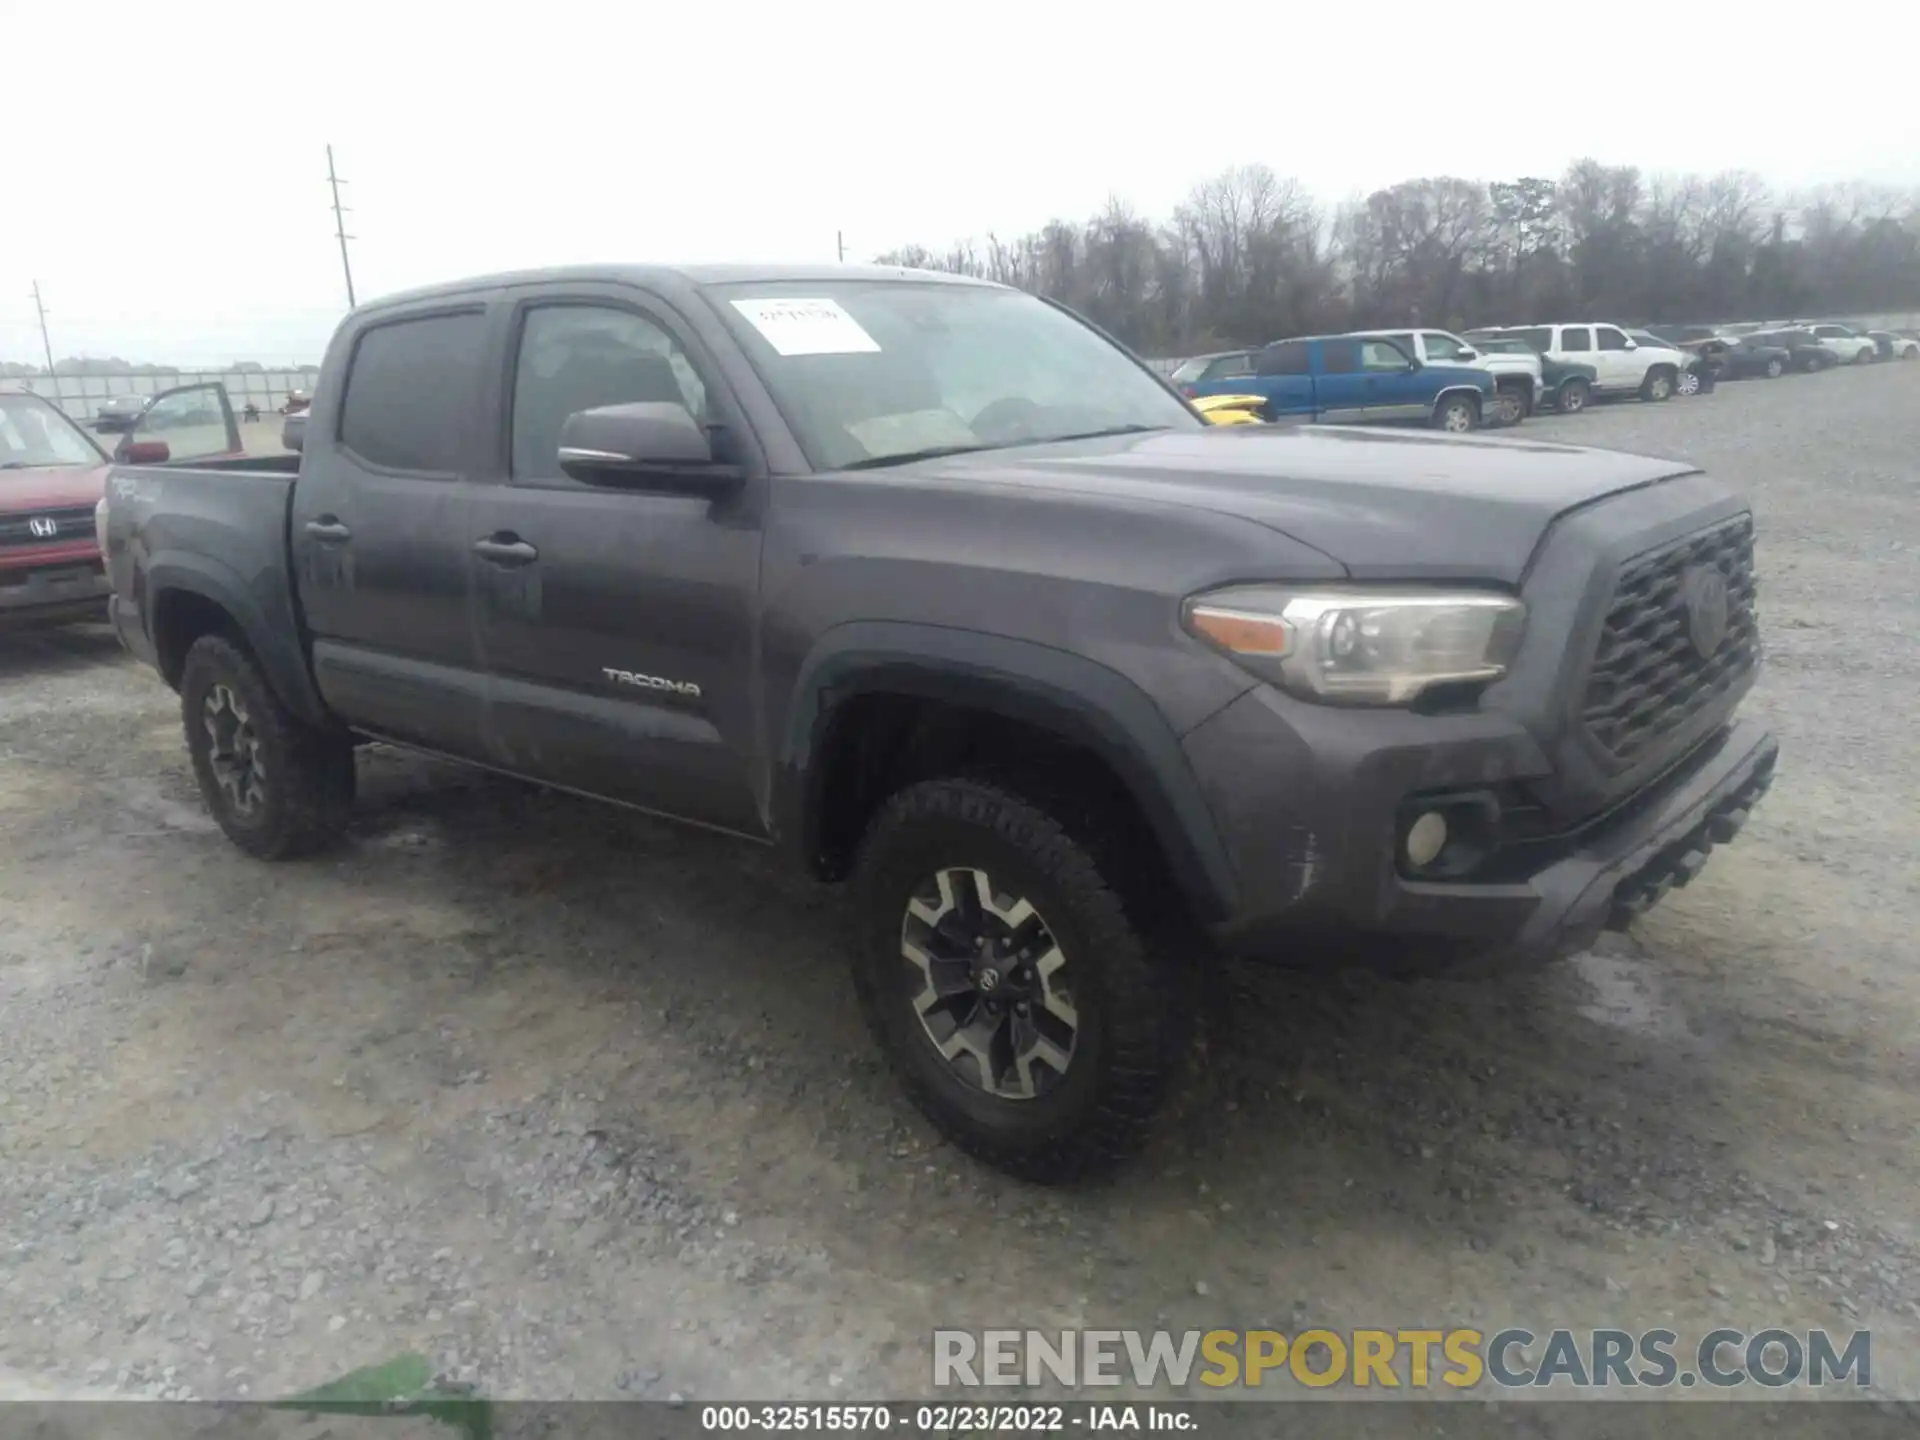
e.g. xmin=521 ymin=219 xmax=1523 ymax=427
xmin=0 ymin=463 xmax=111 ymax=512
xmin=905 ymin=426 xmax=1700 ymax=583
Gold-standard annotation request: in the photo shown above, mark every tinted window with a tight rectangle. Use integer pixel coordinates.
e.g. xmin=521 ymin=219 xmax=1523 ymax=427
xmin=1424 ymin=332 xmax=1469 ymax=361
xmin=1360 ymin=340 xmax=1411 ymax=371
xmin=1320 ymin=339 xmax=1361 ymax=374
xmin=1596 ymin=327 xmax=1630 ymax=351
xmin=1513 ymin=327 xmax=1554 ymax=353
xmin=1560 ymin=327 xmax=1593 ymax=352
xmin=511 ymin=305 xmax=711 ymax=481
xmin=1256 ymin=341 xmax=1310 ymax=376
xmin=339 ymin=311 xmax=487 ymax=472
xmin=1813 ymin=325 xmax=1844 ymax=338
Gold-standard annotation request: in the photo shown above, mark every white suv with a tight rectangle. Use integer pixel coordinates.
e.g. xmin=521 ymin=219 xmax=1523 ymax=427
xmin=1480 ymin=323 xmax=1689 ymax=402
xmin=1352 ymin=328 xmax=1541 ymax=425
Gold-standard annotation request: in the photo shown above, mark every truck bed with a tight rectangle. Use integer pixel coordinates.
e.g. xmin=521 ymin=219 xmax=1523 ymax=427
xmin=103 ymin=461 xmax=314 ymax=712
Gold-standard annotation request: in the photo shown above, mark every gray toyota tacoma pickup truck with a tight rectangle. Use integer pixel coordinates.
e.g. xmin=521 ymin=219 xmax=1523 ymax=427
xmin=100 ymin=264 xmax=1777 ymax=1181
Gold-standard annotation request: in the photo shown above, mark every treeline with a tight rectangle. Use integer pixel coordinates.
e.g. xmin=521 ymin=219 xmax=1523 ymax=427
xmin=875 ymin=159 xmax=1920 ymax=355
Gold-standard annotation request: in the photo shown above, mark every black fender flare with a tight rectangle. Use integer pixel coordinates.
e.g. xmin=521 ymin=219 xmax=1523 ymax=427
xmin=774 ymin=621 xmax=1241 ymax=923
xmin=143 ymin=551 xmax=332 ymax=729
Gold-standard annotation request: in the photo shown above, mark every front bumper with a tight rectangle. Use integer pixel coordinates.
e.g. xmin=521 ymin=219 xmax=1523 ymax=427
xmin=0 ymin=561 xmax=112 ymax=629
xmin=1185 ymin=683 xmax=1777 ymax=969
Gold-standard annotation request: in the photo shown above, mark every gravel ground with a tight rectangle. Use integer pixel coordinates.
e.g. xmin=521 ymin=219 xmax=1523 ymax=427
xmin=2 ymin=363 xmax=1918 ymax=1422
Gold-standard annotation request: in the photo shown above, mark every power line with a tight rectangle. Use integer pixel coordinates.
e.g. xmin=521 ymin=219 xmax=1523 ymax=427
xmin=29 ymin=280 xmax=55 ymax=376
xmin=327 ymin=145 xmax=357 ymax=309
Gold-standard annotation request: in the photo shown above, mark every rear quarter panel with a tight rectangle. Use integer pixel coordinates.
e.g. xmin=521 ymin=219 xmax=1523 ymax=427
xmin=105 ymin=464 xmax=329 ymax=724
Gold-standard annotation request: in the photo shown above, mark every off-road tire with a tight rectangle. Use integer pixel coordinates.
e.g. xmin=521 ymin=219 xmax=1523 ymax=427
xmin=1640 ymin=368 xmax=1676 ymax=402
xmin=180 ymin=634 xmax=355 ymax=860
xmin=851 ymin=774 xmax=1186 ymax=1183
xmin=1556 ymin=378 xmax=1591 ymax=414
xmin=1431 ymin=394 xmax=1479 ymax=433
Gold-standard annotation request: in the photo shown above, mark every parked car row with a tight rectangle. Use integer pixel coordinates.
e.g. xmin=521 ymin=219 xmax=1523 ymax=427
xmin=1174 ymin=321 xmax=1693 ymax=430
xmin=1177 ymin=311 xmax=1914 ymax=434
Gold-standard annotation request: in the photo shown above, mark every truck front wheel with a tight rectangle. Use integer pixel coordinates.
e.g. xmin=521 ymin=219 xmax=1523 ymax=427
xmin=850 ymin=775 xmax=1184 ymax=1182
xmin=1640 ymin=368 xmax=1676 ymax=402
xmin=1431 ymin=395 xmax=1479 ymax=433
xmin=180 ymin=635 xmax=355 ymax=860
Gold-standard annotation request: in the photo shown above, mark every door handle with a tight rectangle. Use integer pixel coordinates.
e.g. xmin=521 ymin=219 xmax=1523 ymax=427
xmin=304 ymin=518 xmax=351 ymax=543
xmin=473 ymin=535 xmax=539 ymax=566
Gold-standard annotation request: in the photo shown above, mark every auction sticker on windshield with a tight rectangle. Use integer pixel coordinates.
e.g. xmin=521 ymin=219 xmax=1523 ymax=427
xmin=731 ymin=298 xmax=881 ymax=356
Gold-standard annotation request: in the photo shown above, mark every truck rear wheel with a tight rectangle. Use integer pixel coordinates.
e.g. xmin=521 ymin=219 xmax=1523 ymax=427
xmin=850 ymin=774 xmax=1184 ymax=1182
xmin=180 ymin=635 xmax=355 ymax=860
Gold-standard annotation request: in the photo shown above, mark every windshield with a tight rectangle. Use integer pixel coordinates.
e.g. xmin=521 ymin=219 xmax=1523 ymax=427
xmin=0 ymin=394 xmax=106 ymax=469
xmin=705 ymin=281 xmax=1198 ymax=470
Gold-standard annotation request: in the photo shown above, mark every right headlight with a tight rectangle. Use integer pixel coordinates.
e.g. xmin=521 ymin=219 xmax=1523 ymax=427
xmin=1183 ymin=586 xmax=1526 ymax=705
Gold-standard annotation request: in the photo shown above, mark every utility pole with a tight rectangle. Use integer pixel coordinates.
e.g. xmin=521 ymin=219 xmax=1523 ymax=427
xmin=837 ymin=230 xmax=847 ymax=263
xmin=29 ymin=281 xmax=55 ymax=377
xmin=327 ymin=145 xmax=357 ymax=308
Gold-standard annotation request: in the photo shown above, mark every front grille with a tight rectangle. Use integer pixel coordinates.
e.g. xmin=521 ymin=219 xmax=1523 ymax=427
xmin=0 ymin=506 xmax=97 ymax=550
xmin=1582 ymin=514 xmax=1758 ymax=765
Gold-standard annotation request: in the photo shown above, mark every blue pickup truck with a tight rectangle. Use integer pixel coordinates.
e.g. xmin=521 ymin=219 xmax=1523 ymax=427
xmin=1183 ymin=335 xmax=1496 ymax=432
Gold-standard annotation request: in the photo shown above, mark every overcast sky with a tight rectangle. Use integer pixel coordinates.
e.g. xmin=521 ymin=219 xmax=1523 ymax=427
xmin=4 ymin=1 xmax=1916 ymax=367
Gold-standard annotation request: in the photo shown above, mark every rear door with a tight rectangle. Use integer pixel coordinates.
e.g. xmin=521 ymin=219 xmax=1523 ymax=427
xmin=1555 ymin=325 xmax=1598 ymax=386
xmin=290 ymin=304 xmax=494 ymax=758
xmin=1312 ymin=338 xmax=1367 ymax=420
xmin=1251 ymin=341 xmax=1315 ymax=417
xmin=466 ymin=285 xmax=769 ymax=835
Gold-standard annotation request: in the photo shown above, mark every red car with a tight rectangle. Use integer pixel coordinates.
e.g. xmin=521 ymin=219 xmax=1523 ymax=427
xmin=0 ymin=381 xmax=245 ymax=630
xmin=0 ymin=388 xmax=115 ymax=629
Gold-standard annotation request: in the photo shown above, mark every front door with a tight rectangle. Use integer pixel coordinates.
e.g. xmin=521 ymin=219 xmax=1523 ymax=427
xmin=1593 ymin=325 xmax=1638 ymax=390
xmin=468 ymin=290 xmax=768 ymax=835
xmin=117 ymin=382 xmax=242 ymax=464
xmin=1356 ymin=338 xmax=1429 ymax=420
xmin=289 ymin=306 xmax=493 ymax=758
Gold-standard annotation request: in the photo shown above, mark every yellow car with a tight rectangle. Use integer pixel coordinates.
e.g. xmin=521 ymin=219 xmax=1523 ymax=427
xmin=1191 ymin=393 xmax=1268 ymax=425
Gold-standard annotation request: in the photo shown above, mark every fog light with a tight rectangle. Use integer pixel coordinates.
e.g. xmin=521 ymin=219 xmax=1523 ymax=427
xmin=1405 ymin=811 xmax=1449 ymax=870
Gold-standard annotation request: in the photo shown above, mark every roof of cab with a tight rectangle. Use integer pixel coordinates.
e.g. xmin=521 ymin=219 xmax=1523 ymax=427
xmin=353 ymin=263 xmax=1002 ymax=315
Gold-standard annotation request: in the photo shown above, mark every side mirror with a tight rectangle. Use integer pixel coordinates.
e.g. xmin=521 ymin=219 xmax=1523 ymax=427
xmin=1624 ymin=339 xmax=1639 ymax=349
xmin=119 ymin=439 xmax=171 ymax=465
xmin=1455 ymin=348 xmax=1479 ymax=361
xmin=557 ymin=402 xmax=737 ymax=494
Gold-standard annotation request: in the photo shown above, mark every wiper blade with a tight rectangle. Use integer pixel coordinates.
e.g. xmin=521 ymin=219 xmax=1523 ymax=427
xmin=842 ymin=443 xmax=998 ymax=471
xmin=1043 ymin=424 xmax=1171 ymax=443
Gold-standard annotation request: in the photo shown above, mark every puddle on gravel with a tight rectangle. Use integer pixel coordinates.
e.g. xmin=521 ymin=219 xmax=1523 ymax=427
xmin=1570 ymin=947 xmax=1693 ymax=1039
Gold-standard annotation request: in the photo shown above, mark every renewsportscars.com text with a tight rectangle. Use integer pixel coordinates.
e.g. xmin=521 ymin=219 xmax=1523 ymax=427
xmin=933 ymin=1327 xmax=1871 ymax=1391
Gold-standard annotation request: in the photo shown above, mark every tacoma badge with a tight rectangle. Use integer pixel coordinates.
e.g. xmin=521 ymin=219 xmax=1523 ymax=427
xmin=603 ymin=668 xmax=702 ymax=698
